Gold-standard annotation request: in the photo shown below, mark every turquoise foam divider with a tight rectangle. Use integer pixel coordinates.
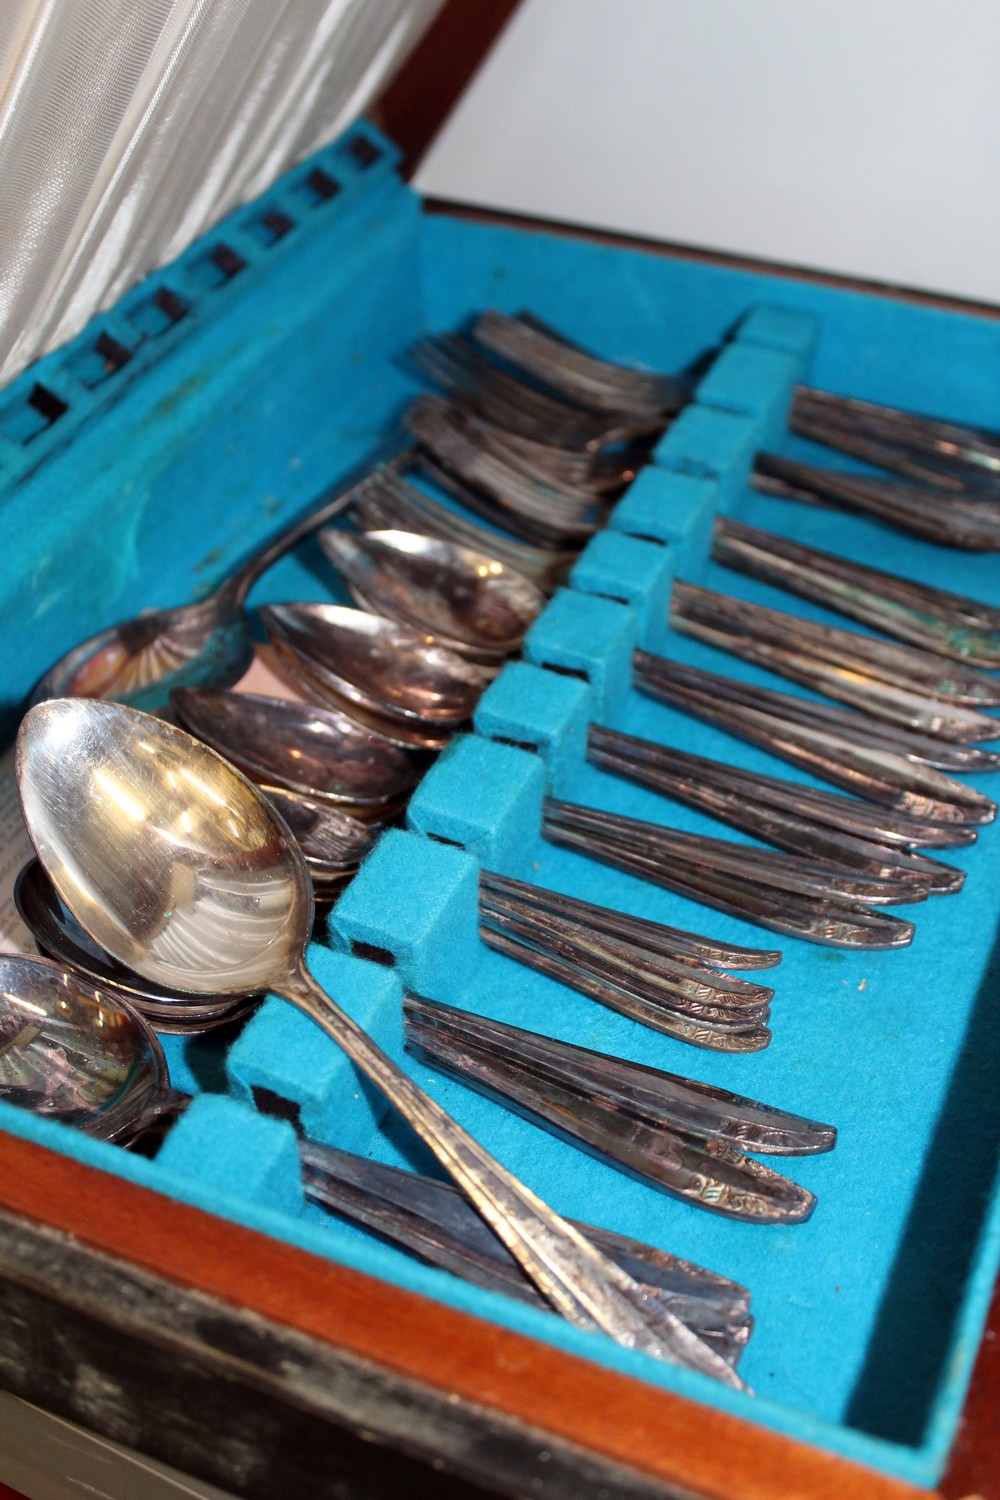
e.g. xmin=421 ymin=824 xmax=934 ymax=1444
xmin=327 ymin=828 xmax=481 ymax=1006
xmin=695 ymin=340 xmax=806 ymax=449
xmin=1 ymin=126 xmax=999 ymax=1488
xmin=405 ymin=733 xmax=546 ymax=879
xmin=473 ymin=660 xmax=593 ymax=797
xmin=736 ymin=303 xmax=820 ymax=370
xmin=610 ymin=468 xmax=719 ymax=581
xmin=570 ymin=529 xmax=674 ymax=652
xmin=226 ymin=948 xmax=403 ymax=1152
xmin=522 ymin=587 xmax=636 ymax=722
xmin=156 ymin=1094 xmax=305 ymax=1218
xmin=652 ymin=403 xmax=760 ymax=516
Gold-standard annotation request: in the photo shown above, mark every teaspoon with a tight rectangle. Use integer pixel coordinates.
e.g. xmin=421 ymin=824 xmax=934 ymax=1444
xmin=30 ymin=472 xmax=370 ymax=715
xmin=317 ymin=528 xmax=546 ymax=663
xmin=15 ymin=697 xmax=738 ymax=1381
xmin=259 ymin=603 xmax=489 ymax=748
xmin=14 ymin=858 xmax=260 ymax=1033
xmin=171 ymin=688 xmax=421 ymax=819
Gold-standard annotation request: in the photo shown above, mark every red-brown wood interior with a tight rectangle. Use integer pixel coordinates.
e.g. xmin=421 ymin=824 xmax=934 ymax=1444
xmin=0 ymin=1132 xmax=938 ymax=1500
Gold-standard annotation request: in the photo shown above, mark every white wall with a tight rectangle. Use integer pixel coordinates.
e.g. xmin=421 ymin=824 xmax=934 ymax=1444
xmin=416 ymin=0 xmax=1000 ymax=305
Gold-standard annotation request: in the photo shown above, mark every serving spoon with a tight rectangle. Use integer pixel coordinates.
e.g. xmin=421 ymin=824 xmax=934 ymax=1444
xmin=15 ymin=697 xmax=743 ymax=1382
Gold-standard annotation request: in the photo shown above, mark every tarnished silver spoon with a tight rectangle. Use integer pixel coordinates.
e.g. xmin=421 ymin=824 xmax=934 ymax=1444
xmin=171 ymin=688 xmax=421 ymax=819
xmin=14 ymin=860 xmax=258 ymax=1034
xmin=29 ymin=473 xmax=367 ymax=715
xmin=16 ymin=697 xmax=742 ymax=1384
xmin=317 ymin=528 xmax=546 ymax=663
xmin=260 ymin=603 xmax=490 ymax=749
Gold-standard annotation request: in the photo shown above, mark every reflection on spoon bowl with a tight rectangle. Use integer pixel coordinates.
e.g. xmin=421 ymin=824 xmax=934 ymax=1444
xmin=319 ymin=527 xmax=545 ymax=661
xmin=171 ymin=687 xmax=421 ymax=817
xmin=0 ymin=953 xmax=170 ymax=1138
xmin=14 ymin=859 xmax=258 ymax=1035
xmin=260 ymin=603 xmax=490 ymax=741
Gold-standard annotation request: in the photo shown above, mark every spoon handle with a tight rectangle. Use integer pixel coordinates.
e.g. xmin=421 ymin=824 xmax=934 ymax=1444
xmin=279 ymin=963 xmax=745 ymax=1388
xmin=221 ymin=456 xmax=403 ymax=608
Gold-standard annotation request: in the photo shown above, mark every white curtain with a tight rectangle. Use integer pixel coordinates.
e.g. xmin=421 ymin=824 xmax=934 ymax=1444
xmin=0 ymin=0 xmax=444 ymax=386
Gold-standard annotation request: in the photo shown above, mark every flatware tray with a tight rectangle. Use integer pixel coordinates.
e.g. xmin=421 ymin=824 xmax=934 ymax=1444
xmin=0 ymin=120 xmax=997 ymax=1498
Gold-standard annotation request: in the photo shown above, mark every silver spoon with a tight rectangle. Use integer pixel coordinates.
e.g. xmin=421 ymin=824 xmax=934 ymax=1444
xmin=259 ymin=603 xmax=489 ymax=749
xmin=14 ymin=858 xmax=260 ymax=1034
xmin=258 ymin=785 xmax=375 ymax=891
xmin=352 ymin=465 xmax=576 ymax=595
xmin=16 ymin=697 xmax=740 ymax=1383
xmin=317 ymin=528 xmax=546 ymax=663
xmin=171 ymin=688 xmax=421 ymax=819
xmin=29 ymin=472 xmax=371 ymax=715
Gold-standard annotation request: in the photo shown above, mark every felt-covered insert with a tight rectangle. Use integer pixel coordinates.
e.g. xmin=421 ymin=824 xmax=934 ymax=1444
xmin=0 ymin=130 xmax=996 ymax=1486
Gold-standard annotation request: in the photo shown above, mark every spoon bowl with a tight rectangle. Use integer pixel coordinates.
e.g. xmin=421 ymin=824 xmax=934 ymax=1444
xmin=318 ymin=528 xmax=545 ymax=660
xmin=0 ymin=952 xmax=168 ymax=1139
xmin=14 ymin=858 xmax=260 ymax=1032
xmin=18 ymin=699 xmax=310 ymax=997
xmin=29 ymin=473 xmax=363 ymax=714
xmin=33 ymin=598 xmax=252 ymax=716
xmin=171 ymin=688 xmax=420 ymax=817
xmin=260 ymin=603 xmax=489 ymax=741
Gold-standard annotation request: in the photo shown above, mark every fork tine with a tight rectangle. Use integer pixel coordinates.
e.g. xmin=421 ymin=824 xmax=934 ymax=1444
xmin=473 ymin=310 xmax=685 ymax=417
xmin=404 ymin=395 xmax=607 ymax=544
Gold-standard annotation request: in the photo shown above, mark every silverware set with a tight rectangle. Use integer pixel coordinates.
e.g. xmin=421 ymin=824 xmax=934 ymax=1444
xmin=3 ymin=299 xmax=998 ymax=1390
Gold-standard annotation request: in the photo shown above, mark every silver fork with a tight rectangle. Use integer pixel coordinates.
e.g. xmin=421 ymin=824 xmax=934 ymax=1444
xmin=404 ymin=394 xmax=608 ymax=544
xmin=669 ymin=582 xmax=1000 ymax=744
xmin=633 ymin=653 xmax=998 ymax=825
xmin=477 ymin=309 xmax=1000 ymax=490
xmin=712 ymin=516 xmax=1000 ymax=666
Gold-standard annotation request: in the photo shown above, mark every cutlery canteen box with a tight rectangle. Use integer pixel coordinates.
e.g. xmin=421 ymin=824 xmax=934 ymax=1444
xmin=0 ymin=119 xmax=998 ymax=1500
